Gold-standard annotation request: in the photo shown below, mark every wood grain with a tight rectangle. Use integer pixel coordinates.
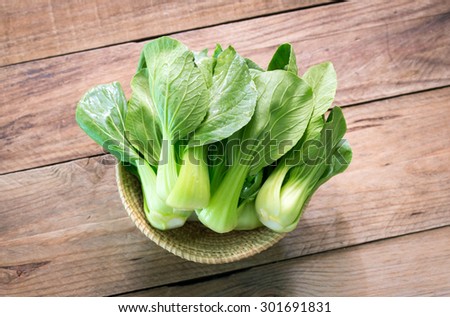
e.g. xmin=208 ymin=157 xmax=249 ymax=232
xmin=0 ymin=0 xmax=333 ymax=66
xmin=129 ymin=227 xmax=450 ymax=296
xmin=1 ymin=0 xmax=449 ymax=175
xmin=1 ymin=87 xmax=449 ymax=296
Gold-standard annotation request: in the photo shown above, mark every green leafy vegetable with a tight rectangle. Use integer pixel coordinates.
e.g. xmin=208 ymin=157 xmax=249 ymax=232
xmin=194 ymin=48 xmax=214 ymax=88
xmin=168 ymin=46 xmax=257 ymax=209
xmin=76 ymin=82 xmax=140 ymax=165
xmin=191 ymin=47 xmax=257 ymax=146
xmin=76 ymin=81 xmax=193 ymax=230
xmin=235 ymin=199 xmax=263 ymax=230
xmin=138 ymin=159 xmax=191 ymax=230
xmin=256 ymin=107 xmax=352 ymax=232
xmin=303 ymin=61 xmax=337 ymax=118
xmin=166 ymin=145 xmax=210 ymax=209
xmin=254 ymin=61 xmax=341 ymax=232
xmin=76 ymin=36 xmax=352 ymax=235
xmin=139 ymin=37 xmax=210 ymax=202
xmin=267 ymin=43 xmax=298 ymax=75
xmin=196 ymin=70 xmax=313 ymax=233
xmin=125 ymin=69 xmax=161 ymax=166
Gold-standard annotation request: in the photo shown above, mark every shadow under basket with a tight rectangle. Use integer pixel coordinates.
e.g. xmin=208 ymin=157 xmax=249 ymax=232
xmin=116 ymin=164 xmax=286 ymax=264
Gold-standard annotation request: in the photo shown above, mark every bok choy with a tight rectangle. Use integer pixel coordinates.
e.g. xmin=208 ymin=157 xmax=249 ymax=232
xmin=76 ymin=36 xmax=352 ymax=234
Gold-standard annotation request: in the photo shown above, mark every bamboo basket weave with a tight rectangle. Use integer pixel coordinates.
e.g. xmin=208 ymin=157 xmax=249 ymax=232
xmin=116 ymin=164 xmax=286 ymax=264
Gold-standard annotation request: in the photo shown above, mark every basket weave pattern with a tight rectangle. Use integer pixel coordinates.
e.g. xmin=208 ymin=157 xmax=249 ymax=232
xmin=116 ymin=164 xmax=285 ymax=264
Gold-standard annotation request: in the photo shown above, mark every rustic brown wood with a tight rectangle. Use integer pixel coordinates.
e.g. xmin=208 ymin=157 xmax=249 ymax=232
xmin=1 ymin=0 xmax=449 ymax=175
xmin=0 ymin=0 xmax=333 ymax=66
xmin=1 ymin=87 xmax=449 ymax=296
xmin=128 ymin=227 xmax=450 ymax=296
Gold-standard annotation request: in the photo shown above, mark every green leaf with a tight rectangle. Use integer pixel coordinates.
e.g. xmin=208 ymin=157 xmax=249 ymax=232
xmin=302 ymin=61 xmax=337 ymax=118
xmin=267 ymin=43 xmax=298 ymax=75
xmin=194 ymin=48 xmax=214 ymax=88
xmin=243 ymin=70 xmax=314 ymax=174
xmin=321 ymin=106 xmax=347 ymax=147
xmin=191 ymin=47 xmax=257 ymax=146
xmin=125 ymin=69 xmax=162 ymax=166
xmin=136 ymin=50 xmax=146 ymax=72
xmin=281 ymin=62 xmax=337 ymax=161
xmin=303 ymin=115 xmax=325 ymax=141
xmin=141 ymin=36 xmax=209 ymax=140
xmin=313 ymin=138 xmax=352 ymax=191
xmin=288 ymin=107 xmax=347 ymax=181
xmin=76 ymin=82 xmax=140 ymax=164
xmin=213 ymin=44 xmax=223 ymax=59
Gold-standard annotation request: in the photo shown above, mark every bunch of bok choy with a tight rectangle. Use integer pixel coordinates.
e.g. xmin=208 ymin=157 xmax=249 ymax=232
xmin=76 ymin=36 xmax=352 ymax=233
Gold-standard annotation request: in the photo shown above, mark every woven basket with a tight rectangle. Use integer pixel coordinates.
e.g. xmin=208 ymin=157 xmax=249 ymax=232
xmin=116 ymin=164 xmax=286 ymax=264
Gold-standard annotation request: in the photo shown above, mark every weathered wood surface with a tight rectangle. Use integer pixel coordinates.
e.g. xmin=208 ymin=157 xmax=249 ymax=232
xmin=0 ymin=0 xmax=333 ymax=66
xmin=1 ymin=0 xmax=449 ymax=175
xmin=129 ymin=227 xmax=450 ymax=296
xmin=1 ymin=87 xmax=449 ymax=296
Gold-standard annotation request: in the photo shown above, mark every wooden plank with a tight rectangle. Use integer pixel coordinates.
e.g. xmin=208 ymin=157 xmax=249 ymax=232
xmin=0 ymin=0 xmax=333 ymax=66
xmin=129 ymin=227 xmax=450 ymax=296
xmin=1 ymin=0 xmax=449 ymax=175
xmin=1 ymin=87 xmax=449 ymax=296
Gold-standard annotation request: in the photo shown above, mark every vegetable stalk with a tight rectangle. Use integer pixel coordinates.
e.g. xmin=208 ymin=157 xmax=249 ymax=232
xmin=166 ymin=146 xmax=210 ymax=209
xmin=137 ymin=159 xmax=191 ymax=230
xmin=235 ymin=199 xmax=263 ymax=230
xmin=156 ymin=139 xmax=178 ymax=201
xmin=197 ymin=163 xmax=249 ymax=233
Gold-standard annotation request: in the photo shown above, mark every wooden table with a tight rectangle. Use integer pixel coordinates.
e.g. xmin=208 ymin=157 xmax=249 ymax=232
xmin=1 ymin=0 xmax=449 ymax=296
